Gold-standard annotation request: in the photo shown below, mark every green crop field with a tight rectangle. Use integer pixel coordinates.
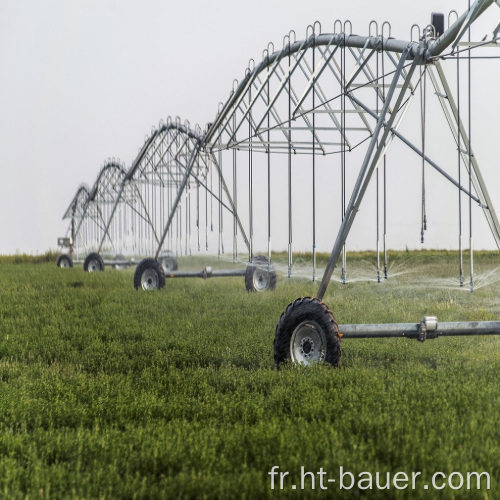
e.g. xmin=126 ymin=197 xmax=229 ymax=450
xmin=0 ymin=250 xmax=499 ymax=499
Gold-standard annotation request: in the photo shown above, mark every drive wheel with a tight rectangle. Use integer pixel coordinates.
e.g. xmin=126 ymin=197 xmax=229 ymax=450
xmin=57 ymin=254 xmax=73 ymax=268
xmin=134 ymin=258 xmax=165 ymax=290
xmin=83 ymin=253 xmax=104 ymax=272
xmin=159 ymin=254 xmax=178 ymax=273
xmin=245 ymin=255 xmax=277 ymax=292
xmin=274 ymin=297 xmax=341 ymax=367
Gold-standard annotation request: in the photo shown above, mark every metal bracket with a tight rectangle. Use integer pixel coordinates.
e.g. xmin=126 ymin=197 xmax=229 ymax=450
xmin=57 ymin=237 xmax=72 ymax=247
xmin=202 ymin=266 xmax=213 ymax=280
xmin=418 ymin=316 xmax=438 ymax=342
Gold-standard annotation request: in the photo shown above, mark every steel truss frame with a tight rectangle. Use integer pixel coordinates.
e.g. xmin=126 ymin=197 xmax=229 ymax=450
xmin=59 ymin=0 xmax=500 ymax=364
xmin=71 ymin=118 xmax=246 ymax=258
xmin=63 ymin=161 xmax=128 ymax=258
xmin=63 ymin=0 xmax=500 ymax=292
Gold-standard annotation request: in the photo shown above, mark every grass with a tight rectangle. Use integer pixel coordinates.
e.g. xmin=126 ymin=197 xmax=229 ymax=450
xmin=0 ymin=251 xmax=499 ymax=498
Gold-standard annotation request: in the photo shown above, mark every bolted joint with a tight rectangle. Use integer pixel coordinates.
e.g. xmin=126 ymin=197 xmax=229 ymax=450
xmin=418 ymin=316 xmax=438 ymax=342
xmin=202 ymin=266 xmax=212 ymax=280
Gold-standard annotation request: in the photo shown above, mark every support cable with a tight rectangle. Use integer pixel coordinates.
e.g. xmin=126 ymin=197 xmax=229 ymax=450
xmin=382 ymin=42 xmax=388 ymax=279
xmin=267 ymin=62 xmax=272 ymax=264
xmin=189 ymin=184 xmax=193 ymax=256
xmin=341 ymin=34 xmax=347 ymax=285
xmin=197 ymin=180 xmax=200 ymax=251
xmin=205 ymin=160 xmax=208 ymax=252
xmin=168 ymin=171 xmax=172 ymax=252
xmin=210 ymin=153 xmax=213 ymax=233
xmin=312 ymin=33 xmax=317 ymax=281
xmin=153 ymin=161 xmax=157 ymax=256
xmin=468 ymin=4 xmax=474 ymax=292
xmin=249 ymin=81 xmax=254 ymax=261
xmin=376 ymin=37 xmax=381 ymax=283
xmin=218 ymin=148 xmax=224 ymax=256
xmin=288 ymin=39 xmax=293 ymax=278
xmin=185 ymin=185 xmax=189 ymax=255
xmin=457 ymin=47 xmax=464 ymax=286
xmin=233 ymin=115 xmax=238 ymax=262
xmin=420 ymin=62 xmax=427 ymax=244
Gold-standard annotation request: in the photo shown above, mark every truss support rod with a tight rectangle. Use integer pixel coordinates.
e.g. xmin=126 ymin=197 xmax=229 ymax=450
xmin=142 ymin=132 xmax=175 ymax=186
xmin=349 ymin=95 xmax=481 ymax=205
xmin=212 ymin=44 xmax=291 ymax=148
xmin=432 ymin=61 xmax=500 ymax=249
xmin=317 ymin=46 xmax=418 ymax=301
xmin=209 ymin=152 xmax=251 ymax=254
xmin=345 ymin=40 xmax=381 ymax=89
xmin=96 ymin=205 xmax=113 ymax=252
xmin=203 ymin=35 xmax=425 ymax=148
xmin=254 ymin=35 xmax=314 ymax=138
xmin=451 ymin=0 xmax=493 ymax=52
xmin=124 ymin=123 xmax=200 ymax=182
xmin=70 ymin=217 xmax=76 ymax=248
xmin=71 ymin=185 xmax=105 ymax=248
xmin=89 ymin=208 xmax=108 ymax=236
xmin=427 ymin=0 xmax=495 ymax=58
xmin=154 ymin=144 xmax=201 ymax=259
xmin=252 ymin=38 xmax=313 ymax=136
xmin=293 ymin=41 xmax=340 ymax=115
xmin=133 ymin=185 xmax=160 ymax=246
xmin=73 ymin=204 xmax=91 ymax=249
xmin=172 ymin=158 xmax=235 ymax=215
xmin=97 ymin=125 xmax=204 ymax=255
xmin=97 ymin=183 xmax=126 ymax=253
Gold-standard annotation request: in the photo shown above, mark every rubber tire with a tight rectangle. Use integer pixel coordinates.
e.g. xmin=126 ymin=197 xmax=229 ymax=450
xmin=274 ymin=297 xmax=341 ymax=368
xmin=57 ymin=254 xmax=73 ymax=268
xmin=83 ymin=253 xmax=105 ymax=272
xmin=134 ymin=258 xmax=166 ymax=290
xmin=159 ymin=255 xmax=178 ymax=273
xmin=245 ymin=255 xmax=277 ymax=292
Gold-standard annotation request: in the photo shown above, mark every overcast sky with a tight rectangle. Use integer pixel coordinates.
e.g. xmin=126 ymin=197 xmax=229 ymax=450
xmin=0 ymin=0 xmax=499 ymax=255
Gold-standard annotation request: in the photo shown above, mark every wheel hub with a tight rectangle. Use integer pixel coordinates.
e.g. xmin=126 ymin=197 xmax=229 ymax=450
xmin=290 ymin=321 xmax=326 ymax=365
xmin=300 ymin=337 xmax=314 ymax=357
xmin=88 ymin=259 xmax=100 ymax=272
xmin=160 ymin=258 xmax=171 ymax=273
xmin=141 ymin=269 xmax=159 ymax=290
xmin=253 ymin=268 xmax=269 ymax=291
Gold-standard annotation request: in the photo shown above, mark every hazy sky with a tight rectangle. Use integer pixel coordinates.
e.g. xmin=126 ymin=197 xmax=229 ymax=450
xmin=1 ymin=0 xmax=499 ymax=255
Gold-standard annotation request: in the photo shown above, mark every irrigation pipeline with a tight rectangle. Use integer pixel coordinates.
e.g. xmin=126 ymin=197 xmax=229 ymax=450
xmin=339 ymin=316 xmax=500 ymax=341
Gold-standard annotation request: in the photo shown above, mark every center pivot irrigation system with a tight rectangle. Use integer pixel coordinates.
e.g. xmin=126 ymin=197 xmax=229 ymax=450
xmin=59 ymin=0 xmax=500 ymax=365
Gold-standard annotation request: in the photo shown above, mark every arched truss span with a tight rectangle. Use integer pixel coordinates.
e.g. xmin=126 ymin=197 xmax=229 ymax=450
xmin=89 ymin=161 xmax=127 ymax=203
xmin=204 ymin=0 xmax=496 ymax=153
xmin=204 ymin=33 xmax=416 ymax=154
xmin=124 ymin=117 xmax=206 ymax=187
xmin=96 ymin=117 xmax=247 ymax=258
xmin=63 ymin=184 xmax=90 ymax=221
xmin=198 ymin=0 xmax=500 ymax=283
xmin=63 ymin=0 xmax=500 ymax=287
xmin=64 ymin=160 xmax=128 ymax=256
